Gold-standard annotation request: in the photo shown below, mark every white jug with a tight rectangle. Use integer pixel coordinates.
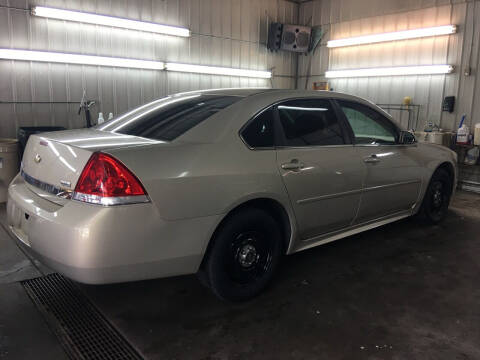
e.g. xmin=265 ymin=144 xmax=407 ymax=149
xmin=457 ymin=124 xmax=469 ymax=145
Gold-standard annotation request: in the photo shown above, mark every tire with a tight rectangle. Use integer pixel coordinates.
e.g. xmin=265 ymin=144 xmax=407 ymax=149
xmin=418 ymin=168 xmax=452 ymax=224
xmin=199 ymin=208 xmax=284 ymax=302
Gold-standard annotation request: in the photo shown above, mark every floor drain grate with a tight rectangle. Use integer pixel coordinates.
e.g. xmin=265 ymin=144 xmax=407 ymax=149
xmin=22 ymin=273 xmax=143 ymax=360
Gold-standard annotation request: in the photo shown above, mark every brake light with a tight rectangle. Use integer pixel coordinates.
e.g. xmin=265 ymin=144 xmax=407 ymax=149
xmin=73 ymin=152 xmax=149 ymax=205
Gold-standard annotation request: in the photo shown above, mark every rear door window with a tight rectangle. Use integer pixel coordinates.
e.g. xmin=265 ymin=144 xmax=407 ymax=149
xmin=276 ymin=99 xmax=346 ymax=147
xmin=98 ymin=94 xmax=241 ymax=141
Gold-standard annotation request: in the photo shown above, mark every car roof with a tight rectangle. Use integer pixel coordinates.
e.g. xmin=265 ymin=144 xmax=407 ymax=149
xmin=174 ymin=88 xmax=271 ymax=97
xmin=176 ymin=88 xmax=370 ymax=103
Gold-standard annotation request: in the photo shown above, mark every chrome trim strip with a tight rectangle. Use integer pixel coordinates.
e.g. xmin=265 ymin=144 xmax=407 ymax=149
xmin=297 ymin=188 xmax=363 ymax=204
xmin=297 ymin=179 xmax=421 ymax=204
xmin=276 ymin=144 xmax=354 ymax=150
xmin=362 ymin=179 xmax=421 ymax=193
xmin=353 ymin=143 xmax=417 ymax=147
xmin=72 ymin=192 xmax=150 ymax=206
xmin=21 ymin=170 xmax=68 ymax=197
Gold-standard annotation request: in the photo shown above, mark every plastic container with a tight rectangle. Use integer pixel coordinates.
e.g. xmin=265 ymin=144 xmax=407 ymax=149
xmin=457 ymin=115 xmax=469 ymax=145
xmin=464 ymin=146 xmax=479 ymax=165
xmin=0 ymin=139 xmax=20 ymax=203
xmin=457 ymin=125 xmax=470 ymax=145
xmin=17 ymin=126 xmax=66 ymax=159
xmin=97 ymin=112 xmax=105 ymax=125
xmin=474 ymin=123 xmax=480 ymax=146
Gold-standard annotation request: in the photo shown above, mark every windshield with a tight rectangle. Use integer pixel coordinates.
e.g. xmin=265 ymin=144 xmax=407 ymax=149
xmin=97 ymin=94 xmax=242 ymax=141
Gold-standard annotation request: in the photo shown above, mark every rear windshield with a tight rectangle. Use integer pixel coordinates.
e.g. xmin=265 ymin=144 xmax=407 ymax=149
xmin=97 ymin=94 xmax=242 ymax=141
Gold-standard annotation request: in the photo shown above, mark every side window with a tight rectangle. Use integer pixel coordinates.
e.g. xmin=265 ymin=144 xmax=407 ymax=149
xmin=241 ymin=107 xmax=275 ymax=148
xmin=338 ymin=101 xmax=398 ymax=145
xmin=277 ymin=99 xmax=345 ymax=146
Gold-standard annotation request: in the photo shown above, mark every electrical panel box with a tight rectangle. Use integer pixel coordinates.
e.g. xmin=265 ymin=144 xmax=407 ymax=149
xmin=443 ymin=96 xmax=455 ymax=113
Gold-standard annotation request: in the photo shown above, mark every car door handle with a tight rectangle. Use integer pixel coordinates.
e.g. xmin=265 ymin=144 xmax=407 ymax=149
xmin=281 ymin=160 xmax=305 ymax=171
xmin=364 ymin=155 xmax=380 ymax=164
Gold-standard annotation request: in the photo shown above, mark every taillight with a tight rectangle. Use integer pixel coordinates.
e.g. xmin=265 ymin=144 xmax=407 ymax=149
xmin=73 ymin=152 xmax=149 ymax=205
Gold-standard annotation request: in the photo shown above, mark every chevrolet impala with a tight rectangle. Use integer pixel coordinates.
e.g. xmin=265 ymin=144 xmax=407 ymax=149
xmin=7 ymin=89 xmax=457 ymax=301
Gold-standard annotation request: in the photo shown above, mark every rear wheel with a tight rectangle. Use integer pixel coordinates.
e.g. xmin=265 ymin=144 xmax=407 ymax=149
xmin=419 ymin=168 xmax=452 ymax=224
xmin=199 ymin=208 xmax=283 ymax=301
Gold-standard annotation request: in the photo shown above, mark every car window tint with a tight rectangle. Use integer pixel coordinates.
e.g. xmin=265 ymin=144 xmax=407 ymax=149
xmin=277 ymin=99 xmax=345 ymax=146
xmin=241 ymin=107 xmax=275 ymax=148
xmin=98 ymin=95 xmax=241 ymax=141
xmin=338 ymin=101 xmax=398 ymax=145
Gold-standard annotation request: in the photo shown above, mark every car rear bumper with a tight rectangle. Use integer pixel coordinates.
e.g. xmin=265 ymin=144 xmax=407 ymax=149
xmin=7 ymin=175 xmax=221 ymax=284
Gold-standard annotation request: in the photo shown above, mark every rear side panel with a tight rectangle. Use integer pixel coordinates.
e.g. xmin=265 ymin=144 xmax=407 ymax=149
xmin=106 ymin=140 xmax=290 ymax=221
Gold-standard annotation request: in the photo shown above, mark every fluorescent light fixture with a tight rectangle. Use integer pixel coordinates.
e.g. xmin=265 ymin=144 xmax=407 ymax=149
xmin=165 ymin=63 xmax=272 ymax=78
xmin=325 ymin=65 xmax=454 ymax=78
xmin=32 ymin=6 xmax=190 ymax=37
xmin=327 ymin=25 xmax=456 ymax=48
xmin=0 ymin=49 xmax=272 ymax=78
xmin=0 ymin=49 xmax=165 ymax=70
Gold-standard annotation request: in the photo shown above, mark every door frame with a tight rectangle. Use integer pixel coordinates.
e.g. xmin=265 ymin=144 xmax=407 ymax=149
xmin=270 ymin=97 xmax=365 ymax=239
xmin=331 ymin=99 xmax=423 ymax=221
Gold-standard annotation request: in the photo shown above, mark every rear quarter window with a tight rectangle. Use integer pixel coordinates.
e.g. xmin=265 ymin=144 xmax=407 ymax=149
xmin=241 ymin=107 xmax=275 ymax=148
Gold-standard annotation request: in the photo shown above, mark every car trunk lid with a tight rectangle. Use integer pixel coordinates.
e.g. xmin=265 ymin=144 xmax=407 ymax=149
xmin=21 ymin=129 xmax=162 ymax=205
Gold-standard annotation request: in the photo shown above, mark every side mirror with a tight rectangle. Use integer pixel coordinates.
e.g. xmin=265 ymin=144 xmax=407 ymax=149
xmin=399 ymin=130 xmax=416 ymax=145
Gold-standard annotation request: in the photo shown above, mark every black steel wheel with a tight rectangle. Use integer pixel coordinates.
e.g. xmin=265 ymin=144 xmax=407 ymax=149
xmin=199 ymin=208 xmax=283 ymax=301
xmin=229 ymin=230 xmax=274 ymax=285
xmin=419 ymin=168 xmax=452 ymax=224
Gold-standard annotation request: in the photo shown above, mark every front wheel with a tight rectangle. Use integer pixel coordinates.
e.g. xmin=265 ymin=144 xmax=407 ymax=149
xmin=199 ymin=208 xmax=284 ymax=302
xmin=419 ymin=168 xmax=452 ymax=224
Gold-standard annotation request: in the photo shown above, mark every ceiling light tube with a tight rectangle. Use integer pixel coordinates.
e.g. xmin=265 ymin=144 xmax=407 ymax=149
xmin=327 ymin=25 xmax=456 ymax=48
xmin=165 ymin=63 xmax=272 ymax=78
xmin=325 ymin=65 xmax=454 ymax=78
xmin=31 ymin=6 xmax=190 ymax=37
xmin=0 ymin=49 xmax=165 ymax=70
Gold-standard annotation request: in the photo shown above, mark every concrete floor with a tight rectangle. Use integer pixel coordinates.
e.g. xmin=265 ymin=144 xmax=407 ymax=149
xmin=0 ymin=209 xmax=67 ymax=360
xmin=1 ymin=191 xmax=480 ymax=359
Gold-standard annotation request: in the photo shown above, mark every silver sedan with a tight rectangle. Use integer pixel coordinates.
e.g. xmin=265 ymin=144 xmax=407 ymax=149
xmin=7 ymin=89 xmax=457 ymax=301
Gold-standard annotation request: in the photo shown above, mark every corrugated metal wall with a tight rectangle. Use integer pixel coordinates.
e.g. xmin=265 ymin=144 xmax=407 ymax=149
xmin=299 ymin=0 xmax=480 ymax=132
xmin=0 ymin=0 xmax=298 ymax=138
